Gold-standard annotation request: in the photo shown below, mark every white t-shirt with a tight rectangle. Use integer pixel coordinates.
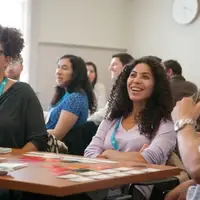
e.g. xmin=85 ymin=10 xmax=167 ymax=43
xmin=93 ymin=83 xmax=106 ymax=110
xmin=88 ymin=103 xmax=108 ymax=126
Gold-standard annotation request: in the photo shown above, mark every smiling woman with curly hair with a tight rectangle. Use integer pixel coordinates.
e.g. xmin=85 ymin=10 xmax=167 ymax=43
xmin=107 ymin=56 xmax=172 ymax=140
xmin=85 ymin=56 xmax=176 ymax=200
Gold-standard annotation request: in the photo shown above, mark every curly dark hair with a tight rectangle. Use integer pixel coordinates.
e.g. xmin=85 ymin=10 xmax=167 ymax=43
xmin=0 ymin=25 xmax=24 ymax=61
xmin=106 ymin=56 xmax=173 ymax=140
xmin=50 ymin=55 xmax=97 ymax=114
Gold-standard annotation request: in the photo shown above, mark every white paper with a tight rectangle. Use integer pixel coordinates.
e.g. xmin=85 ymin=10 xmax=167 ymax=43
xmin=24 ymin=152 xmax=60 ymax=159
xmin=111 ymin=172 xmax=130 ymax=177
xmin=90 ymin=174 xmax=113 ymax=180
xmin=0 ymin=163 xmax=28 ymax=171
xmin=80 ymin=171 xmax=102 ymax=176
xmin=98 ymin=169 xmax=118 ymax=174
xmin=68 ymin=177 xmax=94 ymax=182
xmin=123 ymin=170 xmax=144 ymax=174
xmin=0 ymin=148 xmax=12 ymax=154
xmin=114 ymin=167 xmax=132 ymax=171
xmin=60 ymin=156 xmax=116 ymax=164
xmin=56 ymin=174 xmax=82 ymax=179
xmin=142 ymin=168 xmax=160 ymax=172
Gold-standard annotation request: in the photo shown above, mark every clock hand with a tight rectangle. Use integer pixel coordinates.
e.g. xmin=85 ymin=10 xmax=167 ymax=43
xmin=184 ymin=6 xmax=193 ymax=12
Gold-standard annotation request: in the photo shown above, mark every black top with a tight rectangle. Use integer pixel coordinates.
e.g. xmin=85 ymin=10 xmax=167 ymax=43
xmin=0 ymin=82 xmax=48 ymax=151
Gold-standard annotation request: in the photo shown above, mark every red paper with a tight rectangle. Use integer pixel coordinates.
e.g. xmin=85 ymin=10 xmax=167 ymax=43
xmin=20 ymin=156 xmax=45 ymax=162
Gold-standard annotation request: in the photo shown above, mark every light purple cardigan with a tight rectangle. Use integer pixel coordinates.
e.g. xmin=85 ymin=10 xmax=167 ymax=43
xmin=84 ymin=118 xmax=176 ymax=199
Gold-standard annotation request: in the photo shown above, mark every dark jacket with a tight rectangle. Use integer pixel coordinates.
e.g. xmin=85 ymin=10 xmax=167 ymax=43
xmin=170 ymin=75 xmax=198 ymax=105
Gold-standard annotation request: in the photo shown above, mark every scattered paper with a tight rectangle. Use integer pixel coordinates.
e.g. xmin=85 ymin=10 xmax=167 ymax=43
xmin=0 ymin=163 xmax=28 ymax=172
xmin=68 ymin=177 xmax=94 ymax=182
xmin=98 ymin=169 xmax=118 ymax=174
xmin=111 ymin=172 xmax=130 ymax=177
xmin=57 ymin=174 xmax=82 ymax=179
xmin=90 ymin=174 xmax=113 ymax=180
xmin=0 ymin=148 xmax=12 ymax=154
xmin=114 ymin=167 xmax=132 ymax=171
xmin=23 ymin=152 xmax=60 ymax=159
xmin=79 ymin=171 xmax=101 ymax=176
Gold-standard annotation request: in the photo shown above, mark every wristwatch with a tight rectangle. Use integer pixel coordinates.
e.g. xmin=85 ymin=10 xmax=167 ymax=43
xmin=174 ymin=118 xmax=196 ymax=132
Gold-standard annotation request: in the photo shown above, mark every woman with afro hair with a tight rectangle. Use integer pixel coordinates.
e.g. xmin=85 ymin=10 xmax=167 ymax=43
xmin=0 ymin=25 xmax=47 ymax=152
xmin=85 ymin=56 xmax=177 ymax=200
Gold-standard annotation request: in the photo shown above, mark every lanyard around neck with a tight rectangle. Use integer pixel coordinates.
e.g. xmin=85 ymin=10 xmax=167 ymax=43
xmin=0 ymin=77 xmax=8 ymax=95
xmin=110 ymin=118 xmax=121 ymax=150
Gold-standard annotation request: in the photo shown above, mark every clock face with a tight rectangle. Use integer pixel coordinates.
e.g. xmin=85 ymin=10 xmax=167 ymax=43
xmin=173 ymin=0 xmax=199 ymax=24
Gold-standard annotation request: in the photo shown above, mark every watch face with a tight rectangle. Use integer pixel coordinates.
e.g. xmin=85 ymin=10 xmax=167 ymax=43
xmin=174 ymin=120 xmax=181 ymax=132
xmin=174 ymin=119 xmax=195 ymax=132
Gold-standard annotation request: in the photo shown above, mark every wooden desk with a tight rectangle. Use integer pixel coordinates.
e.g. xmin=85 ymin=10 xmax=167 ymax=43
xmin=0 ymin=152 xmax=181 ymax=197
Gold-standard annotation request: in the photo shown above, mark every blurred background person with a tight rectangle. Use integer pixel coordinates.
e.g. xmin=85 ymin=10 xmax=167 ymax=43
xmin=86 ymin=61 xmax=106 ymax=110
xmin=5 ymin=55 xmax=23 ymax=80
xmin=88 ymin=53 xmax=134 ymax=125
xmin=163 ymin=59 xmax=198 ymax=105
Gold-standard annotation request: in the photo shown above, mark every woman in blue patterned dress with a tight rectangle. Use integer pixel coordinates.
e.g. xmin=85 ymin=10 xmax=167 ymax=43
xmin=46 ymin=55 xmax=96 ymax=140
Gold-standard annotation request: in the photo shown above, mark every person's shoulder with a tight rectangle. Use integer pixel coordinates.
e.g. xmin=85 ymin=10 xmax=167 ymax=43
xmin=69 ymin=92 xmax=86 ymax=99
xmin=99 ymin=118 xmax=118 ymax=129
xmin=95 ymin=83 xmax=105 ymax=91
xmin=185 ymin=80 xmax=198 ymax=90
xmin=66 ymin=92 xmax=87 ymax=103
xmin=16 ymin=82 xmax=37 ymax=98
xmin=13 ymin=82 xmax=34 ymax=94
xmin=17 ymin=81 xmax=31 ymax=89
xmin=11 ymin=82 xmax=37 ymax=100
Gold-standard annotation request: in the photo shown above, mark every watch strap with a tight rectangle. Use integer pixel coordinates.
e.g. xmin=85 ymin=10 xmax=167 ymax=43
xmin=174 ymin=118 xmax=196 ymax=132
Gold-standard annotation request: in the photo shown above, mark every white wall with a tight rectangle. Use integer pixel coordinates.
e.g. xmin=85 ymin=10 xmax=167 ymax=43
xmin=27 ymin=0 xmax=131 ymax=108
xmin=129 ymin=0 xmax=200 ymax=88
xmin=37 ymin=0 xmax=129 ymax=49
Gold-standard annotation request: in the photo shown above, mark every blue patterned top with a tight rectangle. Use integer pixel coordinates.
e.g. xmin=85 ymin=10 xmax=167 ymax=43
xmin=46 ymin=92 xmax=88 ymax=129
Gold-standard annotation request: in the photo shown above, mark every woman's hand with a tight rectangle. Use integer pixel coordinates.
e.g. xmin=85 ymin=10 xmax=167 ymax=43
xmin=96 ymin=154 xmax=107 ymax=159
xmin=101 ymin=145 xmax=149 ymax=161
xmin=102 ymin=149 xmax=119 ymax=159
xmin=172 ymin=97 xmax=200 ymax=123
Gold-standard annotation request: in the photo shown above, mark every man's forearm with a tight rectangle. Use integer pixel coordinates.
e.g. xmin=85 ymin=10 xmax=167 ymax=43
xmin=178 ymin=125 xmax=200 ymax=182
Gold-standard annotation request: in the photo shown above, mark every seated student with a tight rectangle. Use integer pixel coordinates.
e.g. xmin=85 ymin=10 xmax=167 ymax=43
xmin=165 ymin=97 xmax=200 ymax=200
xmin=163 ymin=59 xmax=198 ymax=105
xmin=85 ymin=56 xmax=176 ymax=200
xmin=86 ymin=61 xmax=106 ymax=110
xmin=0 ymin=25 xmax=47 ymax=152
xmin=46 ymin=55 xmax=96 ymax=140
xmin=88 ymin=53 xmax=134 ymax=126
xmin=63 ymin=54 xmax=134 ymax=155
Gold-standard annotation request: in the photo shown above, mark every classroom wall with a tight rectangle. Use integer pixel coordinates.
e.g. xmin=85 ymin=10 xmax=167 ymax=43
xmin=27 ymin=0 xmax=131 ymax=109
xmin=37 ymin=0 xmax=129 ymax=49
xmin=129 ymin=0 xmax=200 ymax=88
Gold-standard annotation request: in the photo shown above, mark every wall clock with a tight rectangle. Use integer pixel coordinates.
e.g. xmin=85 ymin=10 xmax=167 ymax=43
xmin=173 ymin=0 xmax=199 ymax=24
